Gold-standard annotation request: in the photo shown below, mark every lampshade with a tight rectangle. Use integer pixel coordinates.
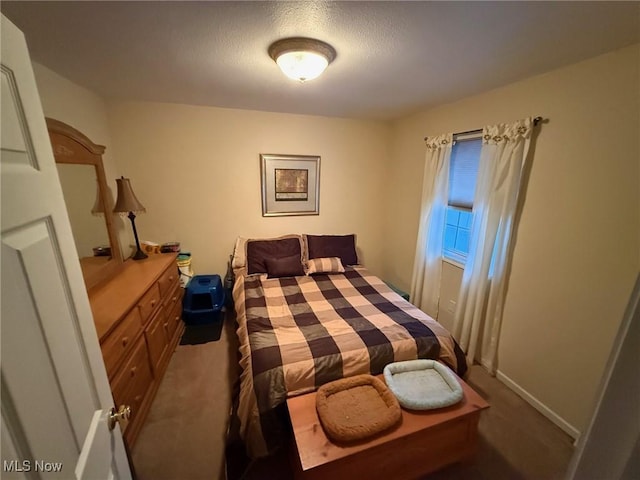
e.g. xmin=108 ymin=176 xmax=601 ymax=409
xmin=113 ymin=176 xmax=146 ymax=215
xmin=268 ymin=37 xmax=336 ymax=82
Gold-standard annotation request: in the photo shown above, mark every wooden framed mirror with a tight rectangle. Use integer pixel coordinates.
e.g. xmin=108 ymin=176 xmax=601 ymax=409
xmin=46 ymin=118 xmax=124 ymax=290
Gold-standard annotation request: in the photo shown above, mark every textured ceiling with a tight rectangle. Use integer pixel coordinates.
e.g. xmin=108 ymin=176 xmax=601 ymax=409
xmin=2 ymin=1 xmax=639 ymax=121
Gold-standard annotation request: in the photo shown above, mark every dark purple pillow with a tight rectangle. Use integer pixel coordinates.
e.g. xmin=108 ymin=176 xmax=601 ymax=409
xmin=246 ymin=237 xmax=302 ymax=274
xmin=306 ymin=234 xmax=358 ymax=266
xmin=265 ymin=254 xmax=305 ymax=278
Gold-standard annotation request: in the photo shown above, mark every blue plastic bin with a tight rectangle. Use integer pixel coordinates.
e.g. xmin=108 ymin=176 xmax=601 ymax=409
xmin=182 ymin=275 xmax=225 ymax=325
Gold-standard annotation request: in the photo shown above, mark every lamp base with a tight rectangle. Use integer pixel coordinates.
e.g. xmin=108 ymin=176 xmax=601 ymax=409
xmin=126 ymin=211 xmax=148 ymax=261
xmin=132 ymin=248 xmax=148 ymax=261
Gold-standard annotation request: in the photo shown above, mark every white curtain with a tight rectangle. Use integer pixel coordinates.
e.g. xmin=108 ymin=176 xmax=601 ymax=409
xmin=410 ymin=133 xmax=453 ymax=318
xmin=453 ymin=117 xmax=533 ymax=374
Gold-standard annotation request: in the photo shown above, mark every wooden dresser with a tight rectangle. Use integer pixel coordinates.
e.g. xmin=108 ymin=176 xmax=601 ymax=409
xmin=89 ymin=253 xmax=185 ymax=446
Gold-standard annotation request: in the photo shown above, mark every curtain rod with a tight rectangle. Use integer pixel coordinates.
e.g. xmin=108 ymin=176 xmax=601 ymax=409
xmin=423 ymin=116 xmax=543 ymax=142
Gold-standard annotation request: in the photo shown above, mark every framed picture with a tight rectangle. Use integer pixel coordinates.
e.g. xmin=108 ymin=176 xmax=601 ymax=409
xmin=260 ymin=154 xmax=320 ymax=216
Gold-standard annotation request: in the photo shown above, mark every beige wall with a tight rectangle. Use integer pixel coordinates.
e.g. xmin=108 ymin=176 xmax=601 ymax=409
xmin=106 ymin=102 xmax=390 ymax=277
xmin=32 ymin=62 xmax=130 ymax=254
xmin=384 ymin=44 xmax=640 ymax=434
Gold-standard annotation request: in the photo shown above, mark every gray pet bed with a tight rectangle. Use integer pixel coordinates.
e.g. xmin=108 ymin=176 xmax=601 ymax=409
xmin=383 ymin=359 xmax=463 ymax=410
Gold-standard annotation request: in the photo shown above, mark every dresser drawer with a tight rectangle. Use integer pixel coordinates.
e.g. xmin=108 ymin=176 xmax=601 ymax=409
xmin=164 ymin=281 xmax=181 ymax=311
xmin=163 ymin=282 xmax=182 ymax=340
xmin=101 ymin=307 xmax=143 ymax=377
xmin=145 ymin=308 xmax=169 ymax=375
xmin=111 ymin=336 xmax=153 ymax=426
xmin=138 ymin=282 xmax=161 ymax=324
xmin=165 ymin=298 xmax=183 ymax=341
xmin=157 ymin=264 xmax=179 ymax=297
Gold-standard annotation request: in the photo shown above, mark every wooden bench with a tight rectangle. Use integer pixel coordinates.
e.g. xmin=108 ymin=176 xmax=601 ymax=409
xmin=287 ymin=375 xmax=489 ymax=480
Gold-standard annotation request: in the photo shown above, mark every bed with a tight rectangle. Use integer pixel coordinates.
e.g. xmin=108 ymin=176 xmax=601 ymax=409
xmin=232 ymin=234 xmax=467 ymax=458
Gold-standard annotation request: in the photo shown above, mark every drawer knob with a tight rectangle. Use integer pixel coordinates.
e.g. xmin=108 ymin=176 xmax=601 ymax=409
xmin=130 ymin=366 xmax=137 ymax=377
xmin=121 ymin=336 xmax=129 ymax=348
xmin=108 ymin=405 xmax=131 ymax=431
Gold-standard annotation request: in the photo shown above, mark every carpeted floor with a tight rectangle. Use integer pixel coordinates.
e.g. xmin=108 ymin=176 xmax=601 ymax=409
xmin=131 ymin=313 xmax=239 ymax=480
xmin=131 ymin=313 xmax=574 ymax=480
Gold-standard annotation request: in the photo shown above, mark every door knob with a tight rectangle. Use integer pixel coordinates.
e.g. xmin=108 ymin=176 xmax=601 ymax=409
xmin=108 ymin=405 xmax=131 ymax=431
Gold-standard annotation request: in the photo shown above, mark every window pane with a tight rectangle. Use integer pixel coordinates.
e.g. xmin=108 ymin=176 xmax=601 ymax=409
xmin=446 ymin=208 xmax=460 ymax=226
xmin=459 ymin=209 xmax=473 ymax=229
xmin=444 ymin=225 xmax=457 ymax=251
xmin=455 ymin=228 xmax=470 ymax=253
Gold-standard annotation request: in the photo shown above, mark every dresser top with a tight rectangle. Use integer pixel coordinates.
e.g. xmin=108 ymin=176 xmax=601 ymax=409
xmin=89 ymin=253 xmax=178 ymax=340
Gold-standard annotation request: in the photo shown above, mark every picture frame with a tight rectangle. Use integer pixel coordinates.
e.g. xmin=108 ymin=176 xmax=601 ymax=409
xmin=260 ymin=154 xmax=320 ymax=216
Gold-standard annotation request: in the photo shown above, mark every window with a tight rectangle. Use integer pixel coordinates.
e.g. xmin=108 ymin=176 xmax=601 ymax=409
xmin=444 ymin=207 xmax=472 ymax=264
xmin=443 ymin=136 xmax=482 ymax=264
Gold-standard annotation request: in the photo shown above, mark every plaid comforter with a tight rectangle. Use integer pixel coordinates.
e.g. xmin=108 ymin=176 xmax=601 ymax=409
xmin=233 ymin=266 xmax=467 ymax=458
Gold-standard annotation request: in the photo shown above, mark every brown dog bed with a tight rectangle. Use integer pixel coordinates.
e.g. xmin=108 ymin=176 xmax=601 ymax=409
xmin=315 ymin=374 xmax=401 ymax=442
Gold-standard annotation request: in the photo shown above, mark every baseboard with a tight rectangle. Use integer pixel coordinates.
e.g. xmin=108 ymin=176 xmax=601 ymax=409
xmin=496 ymin=369 xmax=581 ymax=441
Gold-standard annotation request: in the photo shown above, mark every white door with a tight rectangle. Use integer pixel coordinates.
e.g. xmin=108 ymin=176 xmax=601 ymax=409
xmin=1 ymin=15 xmax=131 ymax=480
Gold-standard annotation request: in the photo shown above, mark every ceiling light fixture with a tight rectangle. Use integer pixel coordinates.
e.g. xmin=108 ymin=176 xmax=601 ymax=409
xmin=268 ymin=37 xmax=336 ymax=82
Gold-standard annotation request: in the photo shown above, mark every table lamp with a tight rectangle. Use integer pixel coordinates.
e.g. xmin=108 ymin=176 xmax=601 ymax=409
xmin=113 ymin=176 xmax=147 ymax=260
